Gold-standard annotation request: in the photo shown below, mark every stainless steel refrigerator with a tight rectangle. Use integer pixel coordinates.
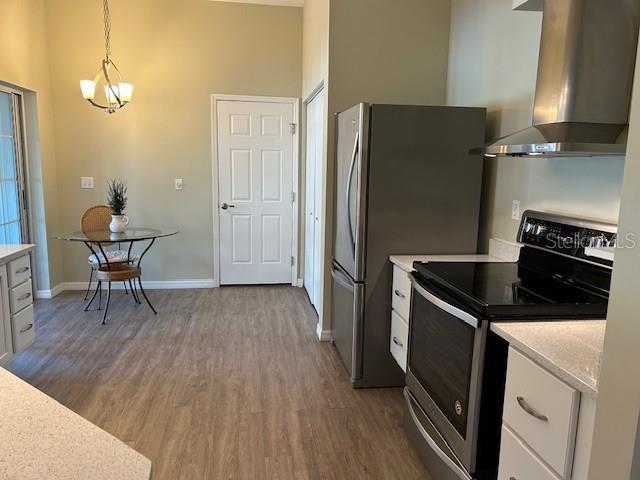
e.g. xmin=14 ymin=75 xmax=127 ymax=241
xmin=331 ymin=103 xmax=486 ymax=388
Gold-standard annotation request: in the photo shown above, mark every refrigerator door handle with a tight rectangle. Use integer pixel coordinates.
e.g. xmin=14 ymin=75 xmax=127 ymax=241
xmin=345 ymin=130 xmax=360 ymax=254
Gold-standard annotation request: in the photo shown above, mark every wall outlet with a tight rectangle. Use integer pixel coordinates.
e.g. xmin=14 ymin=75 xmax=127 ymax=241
xmin=512 ymin=200 xmax=521 ymax=220
xmin=81 ymin=177 xmax=94 ymax=189
xmin=174 ymin=178 xmax=183 ymax=190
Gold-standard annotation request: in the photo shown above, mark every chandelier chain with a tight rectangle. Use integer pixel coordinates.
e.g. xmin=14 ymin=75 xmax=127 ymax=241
xmin=103 ymin=0 xmax=111 ymax=60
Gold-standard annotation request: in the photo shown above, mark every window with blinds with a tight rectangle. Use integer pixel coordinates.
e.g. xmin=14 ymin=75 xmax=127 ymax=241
xmin=0 ymin=90 xmax=28 ymax=244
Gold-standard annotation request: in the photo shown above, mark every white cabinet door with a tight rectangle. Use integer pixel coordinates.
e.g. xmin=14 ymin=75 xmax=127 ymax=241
xmin=390 ymin=310 xmax=408 ymax=372
xmin=303 ymin=88 xmax=324 ymax=310
xmin=498 ymin=426 xmax=562 ymax=480
xmin=391 ymin=265 xmax=411 ymax=320
xmin=0 ymin=265 xmax=12 ymax=366
xmin=503 ymin=348 xmax=579 ymax=478
xmin=217 ymin=100 xmax=295 ymax=285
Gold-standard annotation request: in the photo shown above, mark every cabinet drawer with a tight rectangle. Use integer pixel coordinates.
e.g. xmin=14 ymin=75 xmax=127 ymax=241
xmin=503 ymin=348 xmax=579 ymax=478
xmin=11 ymin=304 xmax=35 ymax=353
xmin=498 ymin=425 xmax=562 ymax=480
xmin=10 ymin=279 xmax=33 ymax=313
xmin=390 ymin=310 xmax=408 ymax=372
xmin=8 ymin=254 xmax=31 ymax=287
xmin=391 ymin=265 xmax=411 ymax=320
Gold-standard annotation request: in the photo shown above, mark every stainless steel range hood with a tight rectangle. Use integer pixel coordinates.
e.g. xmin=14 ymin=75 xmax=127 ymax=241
xmin=472 ymin=0 xmax=640 ymax=158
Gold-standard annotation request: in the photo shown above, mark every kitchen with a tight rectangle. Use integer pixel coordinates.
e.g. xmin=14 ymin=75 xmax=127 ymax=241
xmin=328 ymin=0 xmax=639 ymax=479
xmin=0 ymin=0 xmax=639 ymax=478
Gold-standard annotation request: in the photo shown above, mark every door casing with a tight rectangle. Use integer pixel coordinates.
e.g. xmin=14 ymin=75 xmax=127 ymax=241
xmin=211 ymin=94 xmax=300 ymax=287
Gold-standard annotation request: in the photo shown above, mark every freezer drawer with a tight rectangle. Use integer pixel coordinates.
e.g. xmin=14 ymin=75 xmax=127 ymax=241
xmin=330 ymin=262 xmax=364 ymax=382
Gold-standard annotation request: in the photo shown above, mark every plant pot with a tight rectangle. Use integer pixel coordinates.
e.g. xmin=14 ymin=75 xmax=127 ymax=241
xmin=110 ymin=214 xmax=129 ymax=233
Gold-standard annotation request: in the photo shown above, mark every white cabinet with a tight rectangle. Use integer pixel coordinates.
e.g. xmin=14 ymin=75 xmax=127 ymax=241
xmin=390 ymin=310 xmax=408 ymax=371
xmin=498 ymin=347 xmax=596 ymax=480
xmin=390 ymin=265 xmax=411 ymax=372
xmin=503 ymin=349 xmax=580 ymax=477
xmin=0 ymin=251 xmax=35 ymax=367
xmin=498 ymin=425 xmax=562 ymax=480
xmin=391 ymin=265 xmax=411 ymax=320
xmin=0 ymin=265 xmax=12 ymax=365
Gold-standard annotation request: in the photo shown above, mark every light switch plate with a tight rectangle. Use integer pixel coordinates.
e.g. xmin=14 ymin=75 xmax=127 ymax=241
xmin=512 ymin=200 xmax=521 ymax=220
xmin=81 ymin=177 xmax=94 ymax=189
xmin=174 ymin=178 xmax=183 ymax=190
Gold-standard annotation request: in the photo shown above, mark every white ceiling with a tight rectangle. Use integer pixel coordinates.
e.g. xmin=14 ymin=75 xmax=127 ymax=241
xmin=208 ymin=0 xmax=304 ymax=7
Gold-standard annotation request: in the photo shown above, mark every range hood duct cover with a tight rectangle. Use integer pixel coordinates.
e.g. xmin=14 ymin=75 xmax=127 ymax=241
xmin=472 ymin=0 xmax=640 ymax=157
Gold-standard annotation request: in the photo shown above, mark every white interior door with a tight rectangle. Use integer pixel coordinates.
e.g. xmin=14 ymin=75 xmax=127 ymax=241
xmin=304 ymin=89 xmax=324 ymax=309
xmin=217 ymin=99 xmax=295 ymax=285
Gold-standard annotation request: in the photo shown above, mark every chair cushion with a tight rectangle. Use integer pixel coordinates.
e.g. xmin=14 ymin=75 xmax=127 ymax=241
xmin=88 ymin=250 xmax=139 ymax=265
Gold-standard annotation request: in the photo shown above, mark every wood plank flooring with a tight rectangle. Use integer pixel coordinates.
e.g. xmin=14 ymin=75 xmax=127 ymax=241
xmin=9 ymin=286 xmax=430 ymax=480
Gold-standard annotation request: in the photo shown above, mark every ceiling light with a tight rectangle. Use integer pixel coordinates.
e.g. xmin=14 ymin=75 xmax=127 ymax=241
xmin=80 ymin=0 xmax=133 ymax=114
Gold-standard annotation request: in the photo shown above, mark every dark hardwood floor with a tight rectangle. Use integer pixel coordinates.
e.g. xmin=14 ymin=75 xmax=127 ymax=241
xmin=9 ymin=286 xmax=430 ymax=479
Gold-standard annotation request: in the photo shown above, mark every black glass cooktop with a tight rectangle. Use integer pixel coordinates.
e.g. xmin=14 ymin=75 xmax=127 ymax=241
xmin=413 ymin=257 xmax=610 ymax=319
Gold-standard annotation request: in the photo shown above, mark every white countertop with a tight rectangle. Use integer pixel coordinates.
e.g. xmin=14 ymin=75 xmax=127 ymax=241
xmin=491 ymin=321 xmax=605 ymax=399
xmin=389 ymin=254 xmax=508 ymax=273
xmin=0 ymin=368 xmax=151 ymax=480
xmin=0 ymin=244 xmax=35 ymax=264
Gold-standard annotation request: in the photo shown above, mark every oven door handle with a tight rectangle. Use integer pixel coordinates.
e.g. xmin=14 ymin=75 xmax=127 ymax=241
xmin=410 ymin=276 xmax=479 ymax=328
xmin=403 ymin=389 xmax=473 ymax=480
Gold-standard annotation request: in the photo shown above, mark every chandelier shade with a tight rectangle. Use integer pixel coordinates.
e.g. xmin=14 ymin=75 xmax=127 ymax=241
xmin=80 ymin=0 xmax=133 ymax=114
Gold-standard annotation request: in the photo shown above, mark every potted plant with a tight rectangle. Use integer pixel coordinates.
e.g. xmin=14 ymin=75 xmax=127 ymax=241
xmin=107 ymin=179 xmax=129 ymax=233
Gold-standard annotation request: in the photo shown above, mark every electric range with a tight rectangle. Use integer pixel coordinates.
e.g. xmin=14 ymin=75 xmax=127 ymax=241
xmin=404 ymin=210 xmax=616 ymax=480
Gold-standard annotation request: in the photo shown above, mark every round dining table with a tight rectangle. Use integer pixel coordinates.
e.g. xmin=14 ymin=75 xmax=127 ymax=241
xmin=54 ymin=227 xmax=178 ymax=323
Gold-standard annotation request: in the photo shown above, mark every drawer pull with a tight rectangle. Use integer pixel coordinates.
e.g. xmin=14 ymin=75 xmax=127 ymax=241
xmin=516 ymin=396 xmax=548 ymax=422
xmin=20 ymin=323 xmax=34 ymax=334
xmin=18 ymin=292 xmax=32 ymax=301
xmin=16 ymin=266 xmax=30 ymax=274
xmin=394 ymin=289 xmax=406 ymax=299
xmin=392 ymin=336 xmax=404 ymax=348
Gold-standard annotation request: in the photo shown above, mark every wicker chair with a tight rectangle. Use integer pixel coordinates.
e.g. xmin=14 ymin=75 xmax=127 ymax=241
xmin=81 ymin=205 xmax=139 ymax=301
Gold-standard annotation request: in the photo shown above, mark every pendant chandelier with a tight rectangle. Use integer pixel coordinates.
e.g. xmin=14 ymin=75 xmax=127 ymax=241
xmin=80 ymin=0 xmax=133 ymax=114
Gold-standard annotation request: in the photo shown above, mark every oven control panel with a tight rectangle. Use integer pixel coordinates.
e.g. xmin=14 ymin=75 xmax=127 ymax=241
xmin=518 ymin=210 xmax=617 ymax=266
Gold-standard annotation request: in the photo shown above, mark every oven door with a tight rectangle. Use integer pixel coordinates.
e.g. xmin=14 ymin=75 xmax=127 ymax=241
xmin=406 ymin=274 xmax=487 ymax=477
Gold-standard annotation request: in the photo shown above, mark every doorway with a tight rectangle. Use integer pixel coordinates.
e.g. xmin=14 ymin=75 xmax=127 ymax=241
xmin=212 ymin=95 xmax=299 ymax=285
xmin=0 ymin=87 xmax=29 ymax=244
xmin=303 ymin=86 xmax=325 ymax=311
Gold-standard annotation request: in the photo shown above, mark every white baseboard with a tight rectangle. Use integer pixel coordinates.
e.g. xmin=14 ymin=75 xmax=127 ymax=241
xmin=316 ymin=322 xmax=331 ymax=342
xmin=65 ymin=279 xmax=218 ymax=290
xmin=37 ymin=279 xmax=218 ymax=299
xmin=295 ymin=278 xmax=304 ymax=288
xmin=36 ymin=283 xmax=65 ymax=299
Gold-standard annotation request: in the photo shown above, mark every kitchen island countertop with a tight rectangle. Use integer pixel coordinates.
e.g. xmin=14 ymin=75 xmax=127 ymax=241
xmin=0 ymin=368 xmax=151 ymax=480
xmin=0 ymin=244 xmax=35 ymax=264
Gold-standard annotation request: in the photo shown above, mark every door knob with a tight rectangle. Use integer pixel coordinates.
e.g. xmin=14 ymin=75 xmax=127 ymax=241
xmin=221 ymin=202 xmax=235 ymax=210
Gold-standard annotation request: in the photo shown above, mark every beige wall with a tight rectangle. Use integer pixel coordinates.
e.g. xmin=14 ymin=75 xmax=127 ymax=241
xmin=302 ymin=0 xmax=329 ymax=99
xmin=0 ymin=0 xmax=62 ymax=291
xmin=314 ymin=0 xmax=452 ymax=334
xmin=44 ymin=0 xmax=302 ymax=283
xmin=447 ymin=0 xmax=625 ymax=250
xmin=588 ymin=34 xmax=640 ymax=479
